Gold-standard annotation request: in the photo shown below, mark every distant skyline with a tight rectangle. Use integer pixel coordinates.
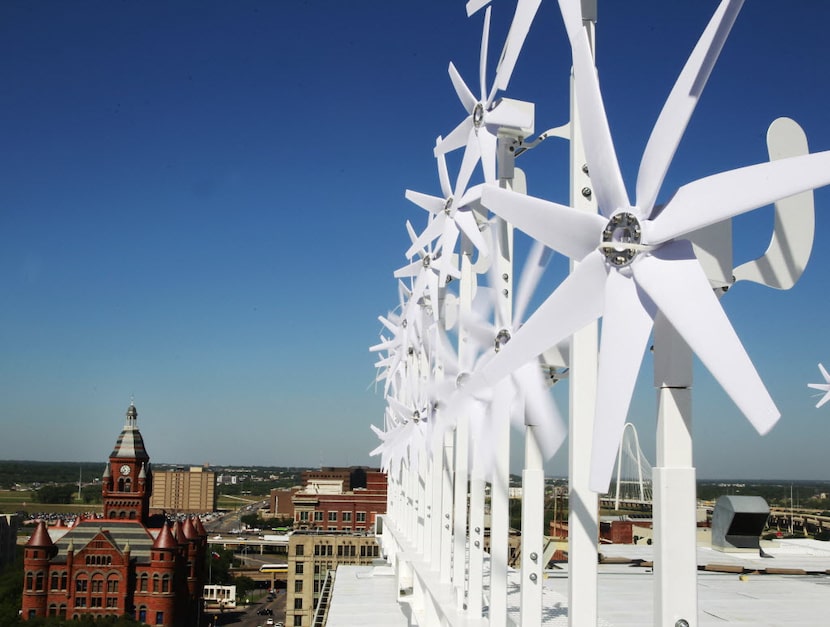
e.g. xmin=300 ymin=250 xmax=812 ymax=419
xmin=2 ymin=1 xmax=830 ymax=481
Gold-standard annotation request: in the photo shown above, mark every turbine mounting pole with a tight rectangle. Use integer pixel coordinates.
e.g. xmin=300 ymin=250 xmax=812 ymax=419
xmin=568 ymin=2 xmax=599 ymax=625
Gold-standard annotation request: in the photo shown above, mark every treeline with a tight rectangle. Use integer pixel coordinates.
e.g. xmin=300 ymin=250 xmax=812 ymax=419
xmin=0 ymin=461 xmax=104 ymax=489
xmin=697 ymin=480 xmax=830 ymax=506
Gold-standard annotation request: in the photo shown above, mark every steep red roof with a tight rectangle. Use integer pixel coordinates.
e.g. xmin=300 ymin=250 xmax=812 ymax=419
xmin=26 ymin=520 xmax=54 ymax=548
xmin=182 ymin=517 xmax=197 ymax=540
xmin=152 ymin=523 xmax=178 ymax=550
xmin=193 ymin=516 xmax=207 ymax=537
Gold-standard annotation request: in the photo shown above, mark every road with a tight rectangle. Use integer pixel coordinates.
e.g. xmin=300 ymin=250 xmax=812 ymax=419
xmin=206 ymin=590 xmax=286 ymax=627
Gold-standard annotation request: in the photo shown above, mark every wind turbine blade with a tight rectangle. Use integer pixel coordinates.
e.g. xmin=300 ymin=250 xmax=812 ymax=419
xmin=455 ymin=207 xmax=489 ymax=256
xmin=636 ymin=0 xmax=743 ymax=214
xmin=406 ymin=214 xmax=446 ymax=259
xmin=649 ymin=151 xmax=830 ymax=244
xmin=436 ymin=145 xmax=453 ymax=199
xmin=515 ymin=361 xmax=566 ymax=459
xmin=816 ymin=392 xmax=830 ymax=409
xmin=466 ymin=0 xmax=490 ymax=17
xmin=494 ymin=0 xmax=542 ymax=93
xmin=633 ymin=240 xmax=780 ymax=435
xmin=435 ymin=117 xmax=474 ymax=156
xmin=456 ymin=127 xmax=483 ymax=193
xmin=393 ymin=258 xmax=422 ymax=279
xmin=820 ymin=363 xmax=830 ymax=382
xmin=475 ymin=250 xmax=607 ymax=390
xmin=481 ymin=184 xmax=606 ymax=260
xmin=477 ymin=126 xmax=498 ymax=184
xmin=514 ymin=241 xmax=552 ymax=325
xmin=405 ymin=190 xmax=445 ymax=216
xmin=480 ymin=7 xmax=491 ymax=103
xmin=589 ymin=271 xmax=655 ymax=493
xmin=557 ymin=0 xmax=628 ymax=216
xmin=448 ymin=61 xmax=478 ymax=115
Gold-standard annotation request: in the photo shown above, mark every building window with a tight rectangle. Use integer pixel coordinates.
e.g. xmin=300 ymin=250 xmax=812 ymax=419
xmin=49 ymin=604 xmax=57 ymax=616
xmin=294 ymin=616 xmax=303 ymax=627
xmin=295 ymin=544 xmax=304 ymax=557
xmin=75 ymin=578 xmax=88 ymax=593
xmin=156 ymin=611 xmax=164 ymax=625
xmin=107 ymin=597 xmax=118 ymax=608
xmin=25 ymin=572 xmax=33 ymax=591
xmin=138 ymin=607 xmax=147 ymax=622
xmin=356 ymin=512 xmax=366 ymax=523
xmin=294 ymin=597 xmax=303 ymax=610
xmin=35 ymin=571 xmax=44 ymax=591
xmin=51 ymin=573 xmax=59 ymax=590
xmin=294 ymin=579 xmax=303 ymax=593
xmin=342 ymin=512 xmax=352 ymax=522
xmin=295 ymin=562 xmax=304 ymax=575
xmin=152 ymin=574 xmax=160 ymax=593
xmin=299 ymin=511 xmax=309 ymax=522
xmin=75 ymin=597 xmax=86 ymax=608
xmin=313 ymin=511 xmax=323 ymax=522
xmin=60 ymin=572 xmax=67 ymax=590
xmin=139 ymin=573 xmax=148 ymax=592
xmin=162 ymin=574 xmax=170 ymax=593
xmin=90 ymin=597 xmax=102 ymax=608
xmin=107 ymin=577 xmax=119 ymax=593
xmin=91 ymin=576 xmax=103 ymax=593
xmin=328 ymin=511 xmax=337 ymax=522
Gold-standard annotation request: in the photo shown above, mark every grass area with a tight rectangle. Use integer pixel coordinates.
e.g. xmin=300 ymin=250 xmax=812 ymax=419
xmin=0 ymin=490 xmax=102 ymax=515
xmin=216 ymin=494 xmax=266 ymax=510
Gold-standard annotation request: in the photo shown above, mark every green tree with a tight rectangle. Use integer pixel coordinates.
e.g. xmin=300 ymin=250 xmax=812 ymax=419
xmin=32 ymin=484 xmax=76 ymax=504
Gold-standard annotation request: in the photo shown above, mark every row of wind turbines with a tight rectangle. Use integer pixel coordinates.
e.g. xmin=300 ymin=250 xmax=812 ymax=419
xmin=370 ymin=1 xmax=830 ymax=625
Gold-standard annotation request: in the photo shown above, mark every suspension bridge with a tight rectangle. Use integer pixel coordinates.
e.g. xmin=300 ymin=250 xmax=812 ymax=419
xmin=600 ymin=422 xmax=654 ymax=511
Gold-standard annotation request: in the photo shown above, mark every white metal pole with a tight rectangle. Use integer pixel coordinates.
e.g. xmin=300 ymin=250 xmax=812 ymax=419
xmin=653 ymin=314 xmax=698 ymax=627
xmin=568 ymin=6 xmax=599 ymax=625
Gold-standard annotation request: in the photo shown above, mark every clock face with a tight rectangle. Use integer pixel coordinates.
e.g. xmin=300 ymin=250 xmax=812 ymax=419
xmin=120 ymin=464 xmax=131 ymax=476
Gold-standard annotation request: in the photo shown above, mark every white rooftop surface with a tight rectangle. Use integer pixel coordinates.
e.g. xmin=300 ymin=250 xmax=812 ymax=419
xmin=326 ymin=565 xmax=410 ymax=626
xmin=331 ymin=539 xmax=830 ymax=626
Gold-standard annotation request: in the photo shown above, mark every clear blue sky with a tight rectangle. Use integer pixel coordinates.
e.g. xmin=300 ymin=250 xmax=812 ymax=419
xmin=1 ymin=1 xmax=829 ymax=480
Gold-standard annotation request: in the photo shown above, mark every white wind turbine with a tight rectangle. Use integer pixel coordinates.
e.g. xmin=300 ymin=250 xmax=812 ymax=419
xmin=472 ymin=0 xmax=830 ymax=494
xmin=808 ymin=364 xmax=830 ymax=409
xmin=435 ymin=6 xmax=533 ymax=186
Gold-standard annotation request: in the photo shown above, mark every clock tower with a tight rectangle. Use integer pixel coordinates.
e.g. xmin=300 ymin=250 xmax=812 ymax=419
xmin=102 ymin=402 xmax=152 ymax=522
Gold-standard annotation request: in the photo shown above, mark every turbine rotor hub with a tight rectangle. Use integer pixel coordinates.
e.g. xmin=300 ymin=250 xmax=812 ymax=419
xmin=601 ymin=212 xmax=642 ymax=267
xmin=495 ymin=328 xmax=511 ymax=352
xmin=473 ymin=103 xmax=485 ymax=128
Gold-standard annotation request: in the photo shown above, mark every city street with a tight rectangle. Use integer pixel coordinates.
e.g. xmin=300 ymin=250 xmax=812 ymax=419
xmin=206 ymin=589 xmax=286 ymax=627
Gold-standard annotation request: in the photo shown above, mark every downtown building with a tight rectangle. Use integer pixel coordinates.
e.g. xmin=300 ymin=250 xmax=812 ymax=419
xmin=282 ymin=467 xmax=387 ymax=626
xmin=21 ymin=403 xmax=207 ymax=625
xmin=149 ymin=465 xmax=217 ymax=514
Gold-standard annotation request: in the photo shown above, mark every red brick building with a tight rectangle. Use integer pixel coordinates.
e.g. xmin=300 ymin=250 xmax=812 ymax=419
xmin=21 ymin=403 xmax=207 ymax=625
xmin=292 ymin=467 xmax=387 ymax=532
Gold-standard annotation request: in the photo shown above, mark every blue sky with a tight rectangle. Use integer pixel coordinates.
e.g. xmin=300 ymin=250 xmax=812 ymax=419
xmin=1 ymin=1 xmax=829 ymax=480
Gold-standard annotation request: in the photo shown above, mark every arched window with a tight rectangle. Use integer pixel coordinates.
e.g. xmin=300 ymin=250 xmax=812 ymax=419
xmin=129 ymin=510 xmax=136 ymax=520
xmin=91 ymin=574 xmax=104 ymax=593
xmin=152 ymin=574 xmax=160 ymax=593
xmin=50 ymin=572 xmax=59 ymax=590
xmin=107 ymin=575 xmax=119 ymax=593
xmin=60 ymin=572 xmax=67 ymax=590
xmin=48 ymin=604 xmax=57 ymax=616
xmin=161 ymin=574 xmax=170 ymax=593
xmin=58 ymin=604 xmax=67 ymax=618
xmin=25 ymin=572 xmax=33 ymax=590
xmin=118 ymin=478 xmax=125 ymax=492
xmin=138 ymin=607 xmax=147 ymax=622
xmin=138 ymin=573 xmax=148 ymax=592
xmin=124 ymin=478 xmax=132 ymax=492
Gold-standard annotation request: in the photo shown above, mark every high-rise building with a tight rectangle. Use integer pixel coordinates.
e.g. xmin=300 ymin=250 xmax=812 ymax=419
xmin=286 ymin=531 xmax=381 ymax=627
xmin=150 ymin=465 xmax=217 ymax=514
xmin=21 ymin=403 xmax=207 ymax=625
